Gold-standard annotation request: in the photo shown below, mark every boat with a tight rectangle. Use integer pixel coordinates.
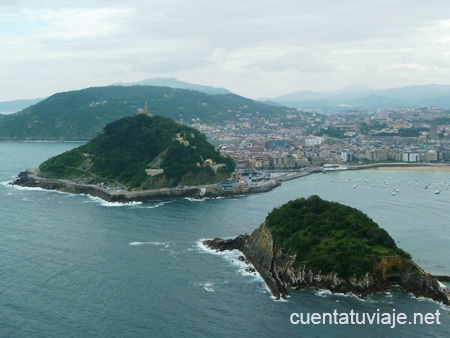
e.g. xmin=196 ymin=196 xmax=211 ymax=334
xmin=435 ymin=190 xmax=441 ymax=194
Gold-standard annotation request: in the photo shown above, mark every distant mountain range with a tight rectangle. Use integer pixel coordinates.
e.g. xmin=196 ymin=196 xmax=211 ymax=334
xmin=269 ymin=83 xmax=450 ymax=110
xmin=0 ymin=98 xmax=43 ymax=114
xmin=113 ymin=77 xmax=233 ymax=95
xmin=4 ymin=79 xmax=450 ymax=115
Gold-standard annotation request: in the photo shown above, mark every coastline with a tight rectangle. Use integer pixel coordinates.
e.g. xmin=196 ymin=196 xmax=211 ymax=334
xmin=347 ymin=163 xmax=450 ymax=172
xmin=11 ymin=169 xmax=282 ymax=202
xmin=367 ymin=166 xmax=450 ymax=172
xmin=10 ymin=163 xmax=450 ymax=202
xmin=204 ymin=224 xmax=450 ymax=305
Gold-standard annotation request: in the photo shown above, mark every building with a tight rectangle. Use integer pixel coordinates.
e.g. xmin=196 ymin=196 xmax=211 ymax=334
xmin=341 ymin=150 xmax=353 ymax=162
xmin=402 ymin=152 xmax=419 ymax=163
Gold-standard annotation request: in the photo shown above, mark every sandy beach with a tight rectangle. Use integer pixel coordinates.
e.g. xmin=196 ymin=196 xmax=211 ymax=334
xmin=368 ymin=165 xmax=450 ymax=172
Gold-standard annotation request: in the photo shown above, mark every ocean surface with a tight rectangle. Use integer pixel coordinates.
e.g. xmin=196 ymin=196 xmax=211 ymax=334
xmin=1 ymin=141 xmax=450 ymax=338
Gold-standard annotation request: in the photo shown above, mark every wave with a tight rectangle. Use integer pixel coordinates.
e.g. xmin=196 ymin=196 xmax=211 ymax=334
xmin=196 ymin=238 xmax=273 ymax=298
xmin=196 ymin=238 xmax=238 ymax=255
xmin=184 ymin=196 xmax=225 ymax=203
xmin=197 ymin=239 xmax=261 ymax=277
xmin=143 ymin=200 xmax=176 ymax=209
xmin=84 ymin=195 xmax=142 ymax=207
xmin=203 ymin=282 xmax=215 ymax=292
xmin=1 ymin=181 xmax=45 ymax=191
xmin=184 ymin=197 xmax=207 ymax=203
xmin=129 ymin=241 xmax=170 ymax=247
xmin=314 ymin=289 xmax=371 ymax=302
xmin=198 ymin=238 xmax=263 ymax=278
xmin=410 ymin=292 xmax=450 ymax=311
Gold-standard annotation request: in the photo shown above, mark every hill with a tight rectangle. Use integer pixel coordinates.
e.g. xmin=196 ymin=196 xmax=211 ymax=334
xmin=0 ymin=85 xmax=296 ymax=140
xmin=204 ymin=195 xmax=448 ymax=304
xmin=31 ymin=114 xmax=235 ymax=189
xmin=264 ymin=195 xmax=409 ymax=276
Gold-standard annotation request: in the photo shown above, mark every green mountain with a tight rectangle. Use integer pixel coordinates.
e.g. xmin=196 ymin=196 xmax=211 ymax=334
xmin=37 ymin=114 xmax=235 ymax=189
xmin=0 ymin=85 xmax=296 ymax=140
xmin=265 ymin=195 xmax=410 ymax=276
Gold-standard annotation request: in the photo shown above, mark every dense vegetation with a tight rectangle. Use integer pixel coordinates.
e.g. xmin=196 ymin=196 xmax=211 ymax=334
xmin=39 ymin=114 xmax=235 ymax=188
xmin=265 ymin=195 xmax=410 ymax=277
xmin=0 ymin=85 xmax=297 ymax=140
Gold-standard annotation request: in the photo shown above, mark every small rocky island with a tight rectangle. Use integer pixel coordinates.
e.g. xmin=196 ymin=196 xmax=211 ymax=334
xmin=204 ymin=195 xmax=449 ymax=304
xmin=13 ymin=114 xmax=277 ymax=201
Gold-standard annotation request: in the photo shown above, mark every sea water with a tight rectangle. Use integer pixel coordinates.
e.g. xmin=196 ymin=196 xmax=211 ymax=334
xmin=1 ymin=141 xmax=449 ymax=337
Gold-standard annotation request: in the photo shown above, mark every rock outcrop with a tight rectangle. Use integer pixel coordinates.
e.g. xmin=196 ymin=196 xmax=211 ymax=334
xmin=204 ymin=223 xmax=449 ymax=304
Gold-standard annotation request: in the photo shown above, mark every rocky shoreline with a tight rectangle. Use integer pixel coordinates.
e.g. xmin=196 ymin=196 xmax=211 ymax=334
xmin=204 ymin=223 xmax=449 ymax=305
xmin=11 ymin=169 xmax=281 ymax=202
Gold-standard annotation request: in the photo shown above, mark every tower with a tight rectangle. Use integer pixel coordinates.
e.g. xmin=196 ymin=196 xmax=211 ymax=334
xmin=137 ymin=101 xmax=152 ymax=116
xmin=144 ymin=101 xmax=148 ymax=115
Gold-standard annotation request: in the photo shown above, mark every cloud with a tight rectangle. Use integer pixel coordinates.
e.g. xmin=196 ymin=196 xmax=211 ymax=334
xmin=2 ymin=0 xmax=450 ymax=100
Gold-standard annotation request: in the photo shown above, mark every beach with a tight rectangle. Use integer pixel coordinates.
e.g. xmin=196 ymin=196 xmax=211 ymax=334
xmin=368 ymin=165 xmax=450 ymax=172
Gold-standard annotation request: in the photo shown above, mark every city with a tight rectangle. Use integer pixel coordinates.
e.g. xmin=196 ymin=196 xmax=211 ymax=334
xmin=191 ymin=106 xmax=450 ymax=170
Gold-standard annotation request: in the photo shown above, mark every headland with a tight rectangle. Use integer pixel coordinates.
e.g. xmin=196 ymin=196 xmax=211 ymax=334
xmin=204 ymin=196 xmax=449 ymax=305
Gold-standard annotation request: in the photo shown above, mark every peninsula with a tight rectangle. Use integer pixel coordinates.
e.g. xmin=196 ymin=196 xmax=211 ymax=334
xmin=204 ymin=195 xmax=449 ymax=304
xmin=12 ymin=114 xmax=277 ymax=201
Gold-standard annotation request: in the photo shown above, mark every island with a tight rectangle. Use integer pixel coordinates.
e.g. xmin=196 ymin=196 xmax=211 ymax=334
xmin=204 ymin=195 xmax=449 ymax=304
xmin=12 ymin=113 xmax=280 ymax=201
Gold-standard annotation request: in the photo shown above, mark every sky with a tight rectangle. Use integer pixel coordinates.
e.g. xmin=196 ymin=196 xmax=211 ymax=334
xmin=1 ymin=0 xmax=450 ymax=101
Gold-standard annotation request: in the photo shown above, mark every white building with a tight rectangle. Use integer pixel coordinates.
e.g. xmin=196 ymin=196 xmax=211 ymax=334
xmin=402 ymin=152 xmax=419 ymax=163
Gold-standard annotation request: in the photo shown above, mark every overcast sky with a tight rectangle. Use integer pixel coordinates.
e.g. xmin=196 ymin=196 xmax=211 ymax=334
xmin=1 ymin=0 xmax=450 ymax=101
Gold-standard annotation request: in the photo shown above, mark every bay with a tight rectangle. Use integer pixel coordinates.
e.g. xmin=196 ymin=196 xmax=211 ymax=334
xmin=1 ymin=141 xmax=449 ymax=337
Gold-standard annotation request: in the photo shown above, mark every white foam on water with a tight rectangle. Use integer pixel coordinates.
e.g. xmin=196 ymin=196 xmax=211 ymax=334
xmin=314 ymin=289 xmax=368 ymax=302
xmin=129 ymin=241 xmax=169 ymax=247
xmin=316 ymin=289 xmax=333 ymax=297
xmin=193 ymin=281 xmax=222 ymax=293
xmin=184 ymin=196 xmax=226 ymax=203
xmin=184 ymin=197 xmax=207 ymax=202
xmin=84 ymin=194 xmax=142 ymax=207
xmin=143 ymin=200 xmax=176 ymax=209
xmin=203 ymin=282 xmax=215 ymax=292
xmin=196 ymin=238 xmax=273 ymax=299
xmin=2 ymin=181 xmax=45 ymax=192
xmin=413 ymin=294 xmax=450 ymax=311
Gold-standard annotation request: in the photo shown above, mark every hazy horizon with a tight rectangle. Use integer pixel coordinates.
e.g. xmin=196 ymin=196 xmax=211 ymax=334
xmin=2 ymin=1 xmax=450 ymax=101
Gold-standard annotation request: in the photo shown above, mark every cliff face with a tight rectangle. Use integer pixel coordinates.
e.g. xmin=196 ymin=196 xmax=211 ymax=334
xmin=204 ymin=223 xmax=449 ymax=304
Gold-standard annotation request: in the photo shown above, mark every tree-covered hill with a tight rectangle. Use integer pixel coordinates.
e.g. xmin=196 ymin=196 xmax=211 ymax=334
xmin=204 ymin=195 xmax=448 ymax=304
xmin=38 ymin=114 xmax=235 ymax=189
xmin=266 ymin=195 xmax=411 ymax=277
xmin=0 ymin=85 xmax=296 ymax=140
